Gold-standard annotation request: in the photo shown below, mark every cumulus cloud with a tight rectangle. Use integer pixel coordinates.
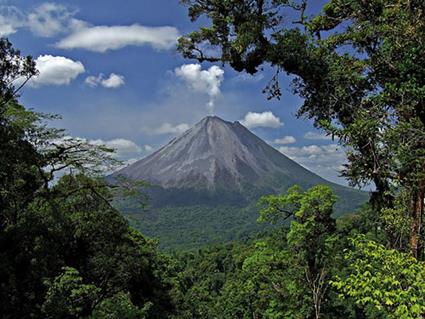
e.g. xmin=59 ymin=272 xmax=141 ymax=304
xmin=56 ymin=24 xmax=180 ymax=52
xmin=21 ymin=55 xmax=85 ymax=87
xmin=175 ymin=64 xmax=224 ymax=114
xmin=272 ymin=135 xmax=296 ymax=145
xmin=101 ymin=73 xmax=125 ymax=88
xmin=279 ymin=144 xmax=347 ymax=183
xmin=152 ymin=123 xmax=190 ymax=135
xmin=85 ymin=73 xmax=125 ymax=89
xmin=304 ymin=131 xmax=333 ymax=141
xmin=240 ymin=111 xmax=283 ymax=129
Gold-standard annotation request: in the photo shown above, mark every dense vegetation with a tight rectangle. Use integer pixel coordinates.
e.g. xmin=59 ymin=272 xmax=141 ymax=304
xmin=1 ymin=0 xmax=424 ymax=318
xmin=123 ymin=204 xmax=267 ymax=250
xmin=118 ymin=184 xmax=366 ymax=250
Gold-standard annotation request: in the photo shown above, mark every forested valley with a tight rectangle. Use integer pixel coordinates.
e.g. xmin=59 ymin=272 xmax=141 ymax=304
xmin=1 ymin=0 xmax=424 ymax=318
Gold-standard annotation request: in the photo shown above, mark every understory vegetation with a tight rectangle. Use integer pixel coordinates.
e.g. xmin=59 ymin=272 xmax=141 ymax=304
xmin=1 ymin=0 xmax=425 ymax=317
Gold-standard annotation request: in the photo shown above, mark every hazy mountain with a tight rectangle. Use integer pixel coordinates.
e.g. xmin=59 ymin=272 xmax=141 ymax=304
xmin=115 ymin=116 xmax=368 ymax=249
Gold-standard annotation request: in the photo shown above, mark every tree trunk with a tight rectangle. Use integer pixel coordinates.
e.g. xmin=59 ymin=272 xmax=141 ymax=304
xmin=306 ymin=268 xmax=328 ymax=319
xmin=411 ymin=179 xmax=424 ymax=259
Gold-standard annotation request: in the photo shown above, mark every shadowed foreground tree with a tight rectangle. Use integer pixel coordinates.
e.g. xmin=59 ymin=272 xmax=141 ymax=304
xmin=178 ymin=0 xmax=425 ymax=259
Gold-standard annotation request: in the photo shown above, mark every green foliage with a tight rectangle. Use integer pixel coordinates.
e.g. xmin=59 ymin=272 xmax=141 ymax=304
xmin=172 ymin=242 xmax=254 ymax=318
xmin=260 ymin=185 xmax=340 ymax=318
xmin=332 ymin=235 xmax=425 ymax=318
xmin=259 ymin=185 xmax=338 ymax=270
xmin=379 ymin=190 xmax=413 ymax=251
xmin=123 ymin=204 xmax=269 ymax=250
xmin=258 ymin=185 xmax=303 ymax=224
xmin=42 ymin=267 xmax=100 ymax=318
xmin=234 ymin=238 xmax=313 ymax=318
xmin=91 ymin=292 xmax=152 ymax=319
xmin=121 ymin=182 xmax=366 ymax=251
xmin=0 ymin=172 xmax=177 ymax=318
xmin=172 ymin=186 xmax=356 ymax=318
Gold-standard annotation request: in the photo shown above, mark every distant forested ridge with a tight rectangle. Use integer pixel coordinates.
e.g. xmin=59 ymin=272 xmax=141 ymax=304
xmin=1 ymin=0 xmax=425 ymax=317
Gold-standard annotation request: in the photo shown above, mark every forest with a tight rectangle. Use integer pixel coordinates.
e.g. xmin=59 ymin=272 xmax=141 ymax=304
xmin=0 ymin=0 xmax=424 ymax=318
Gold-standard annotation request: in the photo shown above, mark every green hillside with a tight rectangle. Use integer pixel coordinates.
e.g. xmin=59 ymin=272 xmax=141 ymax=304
xmin=116 ymin=182 xmax=368 ymax=250
xmin=123 ymin=205 xmax=264 ymax=250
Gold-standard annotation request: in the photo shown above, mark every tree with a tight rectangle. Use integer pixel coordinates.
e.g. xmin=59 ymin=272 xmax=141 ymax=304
xmin=91 ymin=292 xmax=152 ymax=319
xmin=332 ymin=235 xmax=425 ymax=318
xmin=0 ymin=38 xmax=39 ymax=230
xmin=178 ymin=0 xmax=425 ymax=259
xmin=258 ymin=185 xmax=339 ymax=319
xmin=0 ymin=38 xmax=37 ymax=105
xmin=41 ymin=267 xmax=100 ymax=318
xmin=173 ymin=243 xmax=251 ymax=318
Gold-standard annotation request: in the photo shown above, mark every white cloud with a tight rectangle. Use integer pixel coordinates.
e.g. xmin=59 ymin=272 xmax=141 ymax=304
xmin=272 ymin=135 xmax=296 ymax=145
xmin=27 ymin=3 xmax=86 ymax=37
xmin=101 ymin=73 xmax=125 ymax=88
xmin=56 ymin=24 xmax=180 ymax=52
xmin=152 ymin=123 xmax=190 ymax=135
xmin=23 ymin=55 xmax=85 ymax=87
xmin=85 ymin=73 xmax=125 ymax=89
xmin=278 ymin=144 xmax=347 ymax=183
xmin=143 ymin=144 xmax=153 ymax=152
xmin=240 ymin=111 xmax=283 ymax=129
xmin=304 ymin=131 xmax=333 ymax=141
xmin=88 ymin=139 xmax=153 ymax=165
xmin=90 ymin=138 xmax=143 ymax=160
xmin=51 ymin=136 xmax=149 ymax=174
xmin=85 ymin=76 xmax=100 ymax=87
xmin=0 ymin=3 xmax=86 ymax=38
xmin=0 ymin=5 xmax=25 ymax=37
xmin=175 ymin=64 xmax=224 ymax=114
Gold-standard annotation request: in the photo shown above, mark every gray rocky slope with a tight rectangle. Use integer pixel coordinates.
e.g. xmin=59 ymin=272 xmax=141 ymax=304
xmin=116 ymin=116 xmax=368 ymax=212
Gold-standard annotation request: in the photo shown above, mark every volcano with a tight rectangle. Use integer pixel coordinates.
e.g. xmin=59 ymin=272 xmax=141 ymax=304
xmin=115 ymin=116 xmax=368 ymax=249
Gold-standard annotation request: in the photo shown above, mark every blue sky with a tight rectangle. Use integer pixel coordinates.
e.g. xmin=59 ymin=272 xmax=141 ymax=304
xmin=1 ymin=0 xmax=352 ymax=185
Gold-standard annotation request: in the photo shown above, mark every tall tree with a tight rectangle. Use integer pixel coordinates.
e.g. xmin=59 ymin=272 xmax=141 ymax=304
xmin=178 ymin=0 xmax=425 ymax=258
xmin=258 ymin=185 xmax=339 ymax=319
